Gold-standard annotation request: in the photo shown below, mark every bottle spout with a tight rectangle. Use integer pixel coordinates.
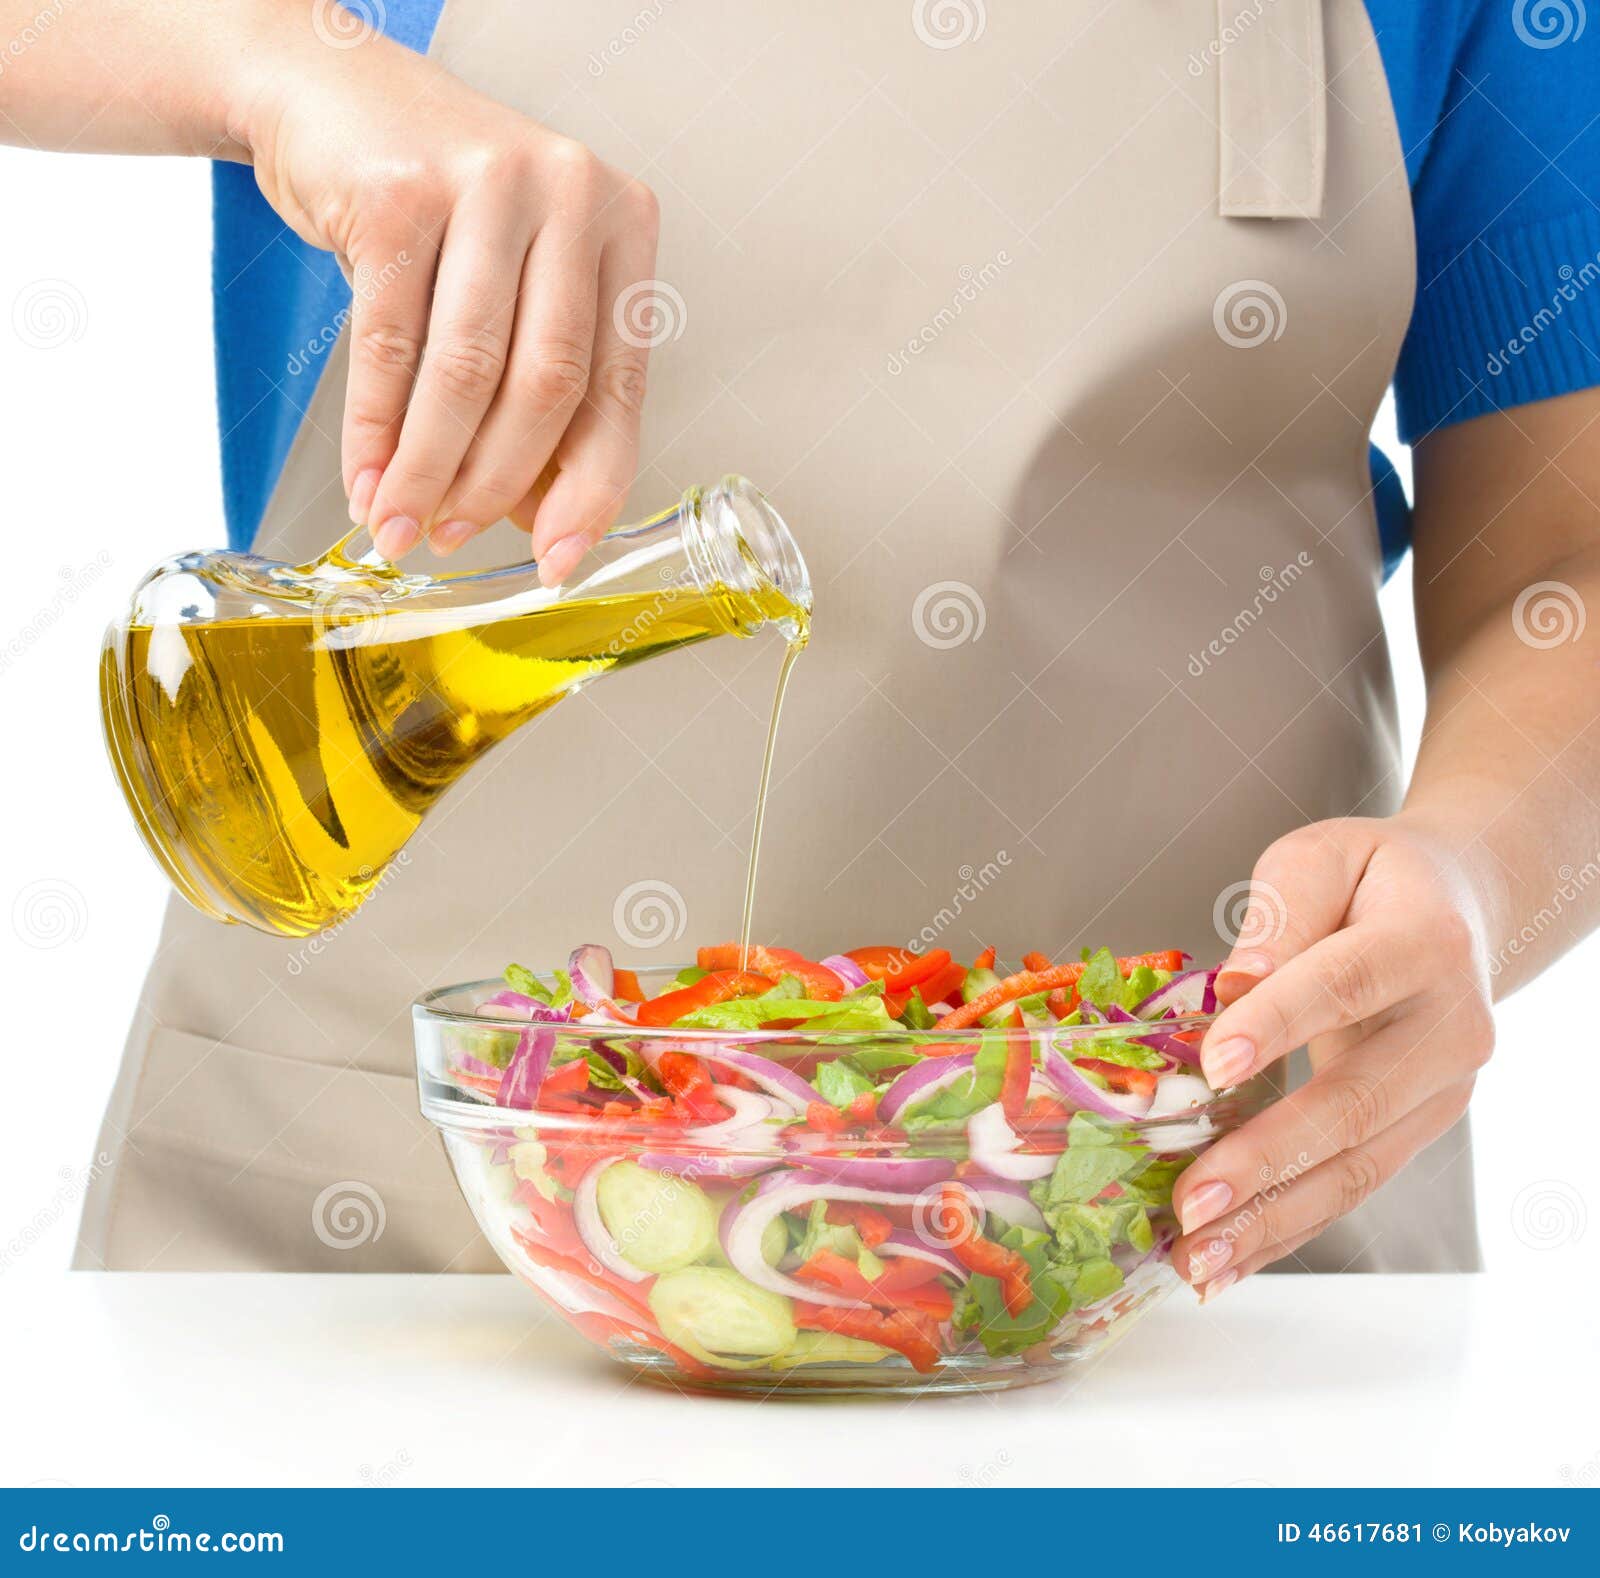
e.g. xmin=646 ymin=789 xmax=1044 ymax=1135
xmin=682 ymin=475 xmax=813 ymax=644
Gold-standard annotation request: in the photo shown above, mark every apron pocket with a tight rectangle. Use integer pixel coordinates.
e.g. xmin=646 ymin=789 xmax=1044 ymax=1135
xmin=80 ymin=1027 xmax=499 ymax=1272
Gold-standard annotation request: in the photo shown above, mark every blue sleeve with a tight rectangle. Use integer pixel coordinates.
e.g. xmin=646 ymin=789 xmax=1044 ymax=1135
xmin=1384 ymin=1 xmax=1600 ymax=442
xmin=211 ymin=0 xmax=445 ymax=549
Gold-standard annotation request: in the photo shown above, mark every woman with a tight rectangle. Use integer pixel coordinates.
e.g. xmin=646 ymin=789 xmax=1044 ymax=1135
xmin=6 ymin=2 xmax=1594 ymax=1285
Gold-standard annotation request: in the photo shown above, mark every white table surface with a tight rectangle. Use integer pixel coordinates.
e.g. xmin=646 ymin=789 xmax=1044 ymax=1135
xmin=6 ymin=1271 xmax=1592 ymax=1489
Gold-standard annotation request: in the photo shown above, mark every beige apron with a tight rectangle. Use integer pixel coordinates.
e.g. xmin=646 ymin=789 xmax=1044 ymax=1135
xmin=79 ymin=0 xmax=1480 ymax=1273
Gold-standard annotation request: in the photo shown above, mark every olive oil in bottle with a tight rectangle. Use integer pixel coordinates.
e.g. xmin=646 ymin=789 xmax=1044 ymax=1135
xmin=101 ymin=478 xmax=811 ymax=939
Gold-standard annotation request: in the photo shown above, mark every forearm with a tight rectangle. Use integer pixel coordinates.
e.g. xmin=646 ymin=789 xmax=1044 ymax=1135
xmin=1406 ymin=397 xmax=1600 ymax=995
xmin=0 ymin=0 xmax=370 ymax=159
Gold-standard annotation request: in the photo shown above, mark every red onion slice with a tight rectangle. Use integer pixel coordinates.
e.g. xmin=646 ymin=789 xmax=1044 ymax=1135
xmin=877 ymin=1052 xmax=976 ymax=1123
xmin=1132 ymin=969 xmax=1218 ymax=1018
xmin=960 ymin=1175 xmax=1047 ymax=1232
xmin=875 ymin=1229 xmax=969 ymax=1280
xmin=1041 ymin=1048 xmax=1154 ymax=1121
xmin=685 ymin=1085 xmax=778 ymax=1139
xmin=567 ymin=944 xmax=616 ymax=1007
xmin=572 ymin=1158 xmax=649 ymax=1284
xmin=696 ymin=1047 xmax=819 ymax=1112
xmin=718 ymin=1171 xmax=983 ymax=1309
xmin=819 ymin=953 xmax=871 ymax=991
xmin=966 ymin=1103 xmax=1055 ymax=1181
xmin=1144 ymin=1073 xmax=1216 ymax=1148
xmin=480 ymin=990 xmax=575 ymax=1024
xmin=497 ymin=1027 xmax=556 ymax=1109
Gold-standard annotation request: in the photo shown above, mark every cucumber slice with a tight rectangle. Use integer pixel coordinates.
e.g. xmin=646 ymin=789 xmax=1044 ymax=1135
xmin=771 ymin=1330 xmax=892 ymax=1369
xmin=649 ymin=1267 xmax=796 ymax=1359
xmin=596 ymin=1161 xmax=717 ymax=1273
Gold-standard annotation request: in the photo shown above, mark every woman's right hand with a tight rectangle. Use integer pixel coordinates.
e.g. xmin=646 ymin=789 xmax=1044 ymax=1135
xmin=240 ymin=12 xmax=660 ymax=580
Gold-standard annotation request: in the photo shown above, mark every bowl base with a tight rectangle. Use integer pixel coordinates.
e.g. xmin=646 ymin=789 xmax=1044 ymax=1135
xmin=609 ymin=1341 xmax=1095 ymax=1398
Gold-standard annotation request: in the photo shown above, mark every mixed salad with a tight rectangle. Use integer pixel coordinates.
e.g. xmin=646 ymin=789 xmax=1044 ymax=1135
xmin=440 ymin=941 xmax=1227 ymax=1381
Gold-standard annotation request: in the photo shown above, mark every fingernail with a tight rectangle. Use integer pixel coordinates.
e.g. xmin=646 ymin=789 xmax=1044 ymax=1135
xmin=429 ymin=519 xmax=477 ymax=556
xmin=1222 ymin=951 xmax=1274 ymax=980
xmin=1200 ymin=1268 xmax=1239 ymax=1304
xmin=348 ymin=469 xmax=381 ymax=526
xmin=371 ymin=516 xmax=420 ymax=561
xmin=1179 ymin=1179 xmax=1232 ymax=1236
xmin=1203 ymin=1036 xmax=1255 ymax=1090
xmin=537 ymin=535 xmax=587 ymax=588
xmin=1188 ymin=1236 xmax=1234 ymax=1283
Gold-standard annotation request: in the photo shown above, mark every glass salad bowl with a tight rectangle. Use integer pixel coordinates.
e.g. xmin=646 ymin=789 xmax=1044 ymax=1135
xmin=414 ymin=963 xmax=1268 ymax=1396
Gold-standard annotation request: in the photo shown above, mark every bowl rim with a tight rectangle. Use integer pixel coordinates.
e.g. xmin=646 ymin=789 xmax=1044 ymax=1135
xmin=412 ymin=973 xmax=1253 ymax=1138
xmin=412 ymin=972 xmax=1218 ymax=1045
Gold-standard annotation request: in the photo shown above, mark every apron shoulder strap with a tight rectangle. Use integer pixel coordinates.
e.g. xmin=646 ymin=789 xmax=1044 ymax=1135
xmin=1216 ymin=0 xmax=1328 ymax=220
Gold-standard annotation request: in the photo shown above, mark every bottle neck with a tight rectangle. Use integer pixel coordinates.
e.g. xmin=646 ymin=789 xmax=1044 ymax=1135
xmin=678 ymin=476 xmax=812 ymax=645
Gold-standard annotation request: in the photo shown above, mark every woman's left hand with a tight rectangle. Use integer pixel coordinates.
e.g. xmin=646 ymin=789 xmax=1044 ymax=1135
xmin=1170 ymin=813 xmax=1497 ymax=1299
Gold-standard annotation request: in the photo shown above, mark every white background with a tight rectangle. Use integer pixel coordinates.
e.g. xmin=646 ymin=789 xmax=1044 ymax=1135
xmin=0 ymin=148 xmax=1594 ymax=1480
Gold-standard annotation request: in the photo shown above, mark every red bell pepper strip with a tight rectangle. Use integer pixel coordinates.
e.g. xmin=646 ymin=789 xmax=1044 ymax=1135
xmin=793 ymin=1250 xmax=954 ymax=1319
xmin=1074 ymin=1057 xmax=1158 ymax=1100
xmin=538 ymin=1057 xmax=593 ymax=1109
xmin=935 ymin=951 xmax=1186 ymax=1030
xmin=973 ymin=945 xmax=996 ymax=970
xmin=824 ymin=1200 xmax=893 ymax=1247
xmin=612 ymin=967 xmax=645 ymax=1003
xmin=634 ymin=970 xmax=773 ymax=1027
xmin=804 ymin=1101 xmax=850 ymax=1134
xmin=844 ymin=946 xmax=952 ymax=993
xmin=653 ymin=1050 xmax=731 ymax=1124
xmin=793 ymin=1302 xmax=942 ymax=1373
xmin=999 ymin=1035 xmax=1032 ymax=1119
xmin=510 ymin=1224 xmax=657 ymax=1322
xmin=890 ymin=959 xmax=967 ymax=1017
xmin=1022 ymin=950 xmax=1053 ymax=973
xmin=565 ymin=1309 xmax=716 ymax=1382
xmin=935 ymin=1183 xmax=1034 ymax=1317
xmin=696 ymin=945 xmax=844 ymax=1001
xmin=847 ymin=1090 xmax=879 ymax=1126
